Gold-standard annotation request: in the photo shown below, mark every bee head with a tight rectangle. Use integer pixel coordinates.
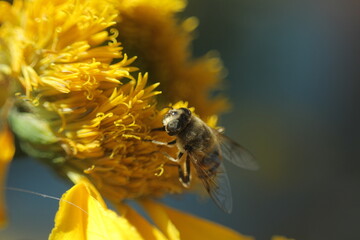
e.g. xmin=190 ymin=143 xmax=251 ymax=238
xmin=162 ymin=108 xmax=192 ymax=136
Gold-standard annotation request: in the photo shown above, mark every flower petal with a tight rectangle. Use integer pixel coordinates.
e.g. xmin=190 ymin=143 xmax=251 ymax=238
xmin=117 ymin=204 xmax=168 ymax=240
xmin=49 ymin=180 xmax=144 ymax=240
xmin=141 ymin=200 xmax=254 ymax=240
xmin=140 ymin=200 xmax=180 ymax=240
xmin=0 ymin=1 xmax=12 ymax=24
xmin=0 ymin=126 xmax=15 ymax=228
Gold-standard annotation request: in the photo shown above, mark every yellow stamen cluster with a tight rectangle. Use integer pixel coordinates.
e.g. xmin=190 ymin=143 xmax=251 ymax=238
xmin=0 ymin=0 xmax=223 ymax=203
xmin=115 ymin=0 xmax=229 ymax=117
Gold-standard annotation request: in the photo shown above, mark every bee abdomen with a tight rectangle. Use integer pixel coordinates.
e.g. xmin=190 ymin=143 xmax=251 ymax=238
xmin=197 ymin=151 xmax=221 ymax=179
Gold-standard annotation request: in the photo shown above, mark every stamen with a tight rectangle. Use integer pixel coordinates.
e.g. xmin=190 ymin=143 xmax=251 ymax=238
xmin=154 ymin=163 xmax=165 ymax=177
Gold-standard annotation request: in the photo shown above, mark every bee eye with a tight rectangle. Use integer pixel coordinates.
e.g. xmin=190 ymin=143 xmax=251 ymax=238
xmin=168 ymin=120 xmax=178 ymax=130
xmin=171 ymin=111 xmax=177 ymax=116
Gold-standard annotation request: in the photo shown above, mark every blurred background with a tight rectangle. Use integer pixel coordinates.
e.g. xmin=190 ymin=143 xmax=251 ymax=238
xmin=1 ymin=0 xmax=360 ymax=239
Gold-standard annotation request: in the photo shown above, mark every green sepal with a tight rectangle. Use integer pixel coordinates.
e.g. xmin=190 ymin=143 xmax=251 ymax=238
xmin=9 ymin=108 xmax=58 ymax=145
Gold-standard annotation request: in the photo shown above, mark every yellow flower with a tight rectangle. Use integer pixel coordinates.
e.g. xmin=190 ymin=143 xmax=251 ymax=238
xmin=0 ymin=0 xmax=183 ymax=204
xmin=0 ymin=0 xmax=293 ymax=239
xmin=49 ymin=178 xmax=252 ymax=240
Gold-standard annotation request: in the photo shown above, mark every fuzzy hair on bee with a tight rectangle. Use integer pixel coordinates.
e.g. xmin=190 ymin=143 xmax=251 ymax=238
xmin=149 ymin=107 xmax=258 ymax=213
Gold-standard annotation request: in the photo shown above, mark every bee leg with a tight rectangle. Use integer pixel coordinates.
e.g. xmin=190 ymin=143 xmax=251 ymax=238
xmin=143 ymin=139 xmax=176 ymax=147
xmin=167 ymin=139 xmax=177 ymax=145
xmin=150 ymin=126 xmax=166 ymax=132
xmin=160 ymin=152 xmax=191 ymax=187
xmin=178 ymin=155 xmax=191 ymax=188
xmin=161 ymin=151 xmax=183 ymax=163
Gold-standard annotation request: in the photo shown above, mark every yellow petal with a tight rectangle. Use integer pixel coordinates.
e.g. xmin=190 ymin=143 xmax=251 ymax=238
xmin=0 ymin=126 xmax=15 ymax=228
xmin=0 ymin=1 xmax=12 ymax=24
xmin=49 ymin=180 xmax=144 ymax=240
xmin=141 ymin=200 xmax=254 ymax=240
xmin=140 ymin=200 xmax=180 ymax=240
xmin=117 ymin=204 xmax=169 ymax=240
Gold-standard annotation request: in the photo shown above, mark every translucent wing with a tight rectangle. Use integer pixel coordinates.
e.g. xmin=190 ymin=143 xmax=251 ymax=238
xmin=218 ymin=134 xmax=259 ymax=170
xmin=190 ymin=153 xmax=233 ymax=213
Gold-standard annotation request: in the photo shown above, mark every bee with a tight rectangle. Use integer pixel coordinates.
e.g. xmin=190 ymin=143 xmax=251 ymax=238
xmin=149 ymin=107 xmax=258 ymax=213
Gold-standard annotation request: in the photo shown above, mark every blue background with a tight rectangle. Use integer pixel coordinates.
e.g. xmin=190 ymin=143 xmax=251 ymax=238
xmin=1 ymin=0 xmax=360 ymax=239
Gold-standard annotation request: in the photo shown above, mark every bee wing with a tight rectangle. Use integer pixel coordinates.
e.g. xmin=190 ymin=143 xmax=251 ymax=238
xmin=218 ymin=134 xmax=259 ymax=170
xmin=192 ymin=154 xmax=233 ymax=213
